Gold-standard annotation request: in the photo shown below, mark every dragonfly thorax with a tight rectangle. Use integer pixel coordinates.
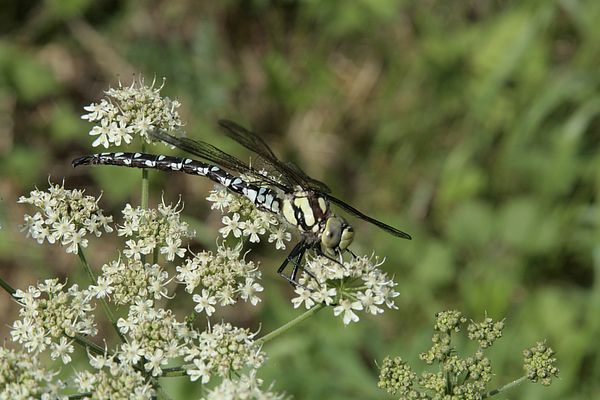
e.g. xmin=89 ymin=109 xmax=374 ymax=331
xmin=281 ymin=191 xmax=330 ymax=233
xmin=279 ymin=190 xmax=354 ymax=256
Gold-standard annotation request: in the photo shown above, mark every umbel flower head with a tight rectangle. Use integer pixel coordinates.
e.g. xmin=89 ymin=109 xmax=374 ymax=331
xmin=75 ymin=352 xmax=154 ymax=399
xmin=183 ymin=322 xmax=265 ymax=385
xmin=291 ymin=254 xmax=399 ymax=325
xmin=523 ymin=341 xmax=559 ymax=386
xmin=377 ymin=356 xmax=419 ymax=398
xmin=379 ymin=310 xmax=559 ymax=398
xmin=11 ymin=278 xmax=96 ymax=357
xmin=91 ymin=257 xmax=172 ymax=305
xmin=81 ymin=76 xmax=182 ymax=148
xmin=19 ymin=181 xmax=113 ymax=254
xmin=116 ymin=302 xmax=191 ymax=376
xmin=0 ymin=346 xmax=65 ymax=399
xmin=201 ymin=371 xmax=287 ymax=400
xmin=118 ymin=199 xmax=194 ymax=262
xmin=176 ymin=243 xmax=264 ymax=316
xmin=207 ymin=185 xmax=291 ymax=249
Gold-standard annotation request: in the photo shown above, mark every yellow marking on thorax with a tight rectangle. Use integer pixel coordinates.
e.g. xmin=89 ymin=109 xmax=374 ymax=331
xmin=294 ymin=197 xmax=315 ymax=227
xmin=282 ymin=199 xmax=297 ymax=226
xmin=317 ymin=197 xmax=328 ymax=214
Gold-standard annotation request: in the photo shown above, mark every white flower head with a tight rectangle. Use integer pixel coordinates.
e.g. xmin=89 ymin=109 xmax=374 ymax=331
xmin=0 ymin=346 xmax=65 ymax=398
xmin=75 ymin=352 xmax=155 ymax=399
xmin=293 ymin=253 xmax=399 ymax=325
xmin=82 ymin=76 xmax=182 ymax=148
xmin=176 ymin=244 xmax=263 ymax=312
xmin=11 ymin=279 xmax=97 ymax=351
xmin=183 ymin=322 xmax=265 ymax=385
xmin=206 ymin=183 xmax=292 ymax=251
xmin=118 ymin=199 xmax=193 ymax=261
xmin=19 ymin=181 xmax=113 ymax=254
xmin=201 ymin=371 xmax=286 ymax=400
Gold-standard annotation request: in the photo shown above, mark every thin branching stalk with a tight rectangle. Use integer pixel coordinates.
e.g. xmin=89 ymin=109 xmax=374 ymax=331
xmin=257 ymin=303 xmax=326 ymax=345
xmin=482 ymin=376 xmax=528 ymax=398
xmin=141 ymin=141 xmax=149 ymax=210
xmin=68 ymin=393 xmax=92 ymax=399
xmin=0 ymin=275 xmax=16 ymax=296
xmin=77 ymin=245 xmax=127 ymax=343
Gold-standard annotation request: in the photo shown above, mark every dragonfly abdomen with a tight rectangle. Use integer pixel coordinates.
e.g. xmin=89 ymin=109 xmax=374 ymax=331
xmin=72 ymin=152 xmax=284 ymax=214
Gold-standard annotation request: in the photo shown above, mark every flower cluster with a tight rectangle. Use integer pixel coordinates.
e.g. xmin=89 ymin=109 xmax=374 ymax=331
xmin=291 ymin=254 xmax=399 ymax=325
xmin=377 ymin=356 xmax=418 ymax=398
xmin=201 ymin=371 xmax=287 ymax=400
xmin=467 ymin=315 xmax=505 ymax=349
xmin=184 ymin=322 xmax=265 ymax=384
xmin=91 ymin=258 xmax=171 ymax=305
xmin=11 ymin=279 xmax=96 ymax=357
xmin=117 ymin=302 xmax=192 ymax=376
xmin=420 ymin=310 xmax=467 ymax=364
xmin=75 ymin=352 xmax=154 ymax=399
xmin=378 ymin=310 xmax=557 ymax=398
xmin=176 ymin=244 xmax=263 ymax=315
xmin=523 ymin=341 xmax=559 ymax=386
xmin=0 ymin=346 xmax=65 ymax=399
xmin=81 ymin=77 xmax=182 ymax=148
xmin=118 ymin=200 xmax=193 ymax=261
xmin=207 ymin=185 xmax=292 ymax=250
xmin=433 ymin=309 xmax=466 ymax=334
xmin=19 ymin=181 xmax=113 ymax=254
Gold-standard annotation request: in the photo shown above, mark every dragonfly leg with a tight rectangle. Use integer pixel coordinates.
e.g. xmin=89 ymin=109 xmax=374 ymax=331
xmin=300 ymin=264 xmax=317 ymax=281
xmin=277 ymin=241 xmax=305 ymax=286
xmin=346 ymin=248 xmax=357 ymax=259
xmin=290 ymin=247 xmax=307 ymax=283
xmin=315 ymin=249 xmax=347 ymax=269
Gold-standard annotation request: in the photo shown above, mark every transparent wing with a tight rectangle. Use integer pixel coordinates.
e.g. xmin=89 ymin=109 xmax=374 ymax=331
xmin=327 ymin=195 xmax=412 ymax=239
xmin=148 ymin=129 xmax=287 ymax=190
xmin=218 ymin=119 xmax=331 ymax=193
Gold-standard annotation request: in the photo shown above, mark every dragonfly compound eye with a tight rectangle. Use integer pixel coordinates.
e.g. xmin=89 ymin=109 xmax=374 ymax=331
xmin=321 ymin=217 xmax=343 ymax=252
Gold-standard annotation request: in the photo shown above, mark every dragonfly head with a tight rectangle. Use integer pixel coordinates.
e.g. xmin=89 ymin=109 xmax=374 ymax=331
xmin=320 ymin=215 xmax=354 ymax=256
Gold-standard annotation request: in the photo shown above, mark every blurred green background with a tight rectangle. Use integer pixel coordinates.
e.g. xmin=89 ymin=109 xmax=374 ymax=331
xmin=1 ymin=0 xmax=599 ymax=398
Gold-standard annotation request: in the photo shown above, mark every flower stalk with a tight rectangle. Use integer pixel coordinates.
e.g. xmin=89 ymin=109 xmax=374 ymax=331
xmin=482 ymin=376 xmax=528 ymax=398
xmin=257 ymin=303 xmax=326 ymax=345
xmin=141 ymin=141 xmax=149 ymax=210
xmin=77 ymin=245 xmax=126 ymax=343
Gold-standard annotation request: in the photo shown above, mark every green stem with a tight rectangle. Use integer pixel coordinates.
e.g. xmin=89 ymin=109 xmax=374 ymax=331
xmin=68 ymin=393 xmax=92 ymax=399
xmin=0 ymin=275 xmax=16 ymax=296
xmin=161 ymin=365 xmax=193 ymax=377
xmin=256 ymin=303 xmax=326 ymax=345
xmin=482 ymin=376 xmax=528 ymax=398
xmin=152 ymin=246 xmax=159 ymax=265
xmin=141 ymin=142 xmax=149 ymax=210
xmin=70 ymin=333 xmax=106 ymax=356
xmin=77 ymin=246 xmax=127 ymax=343
xmin=140 ymin=142 xmax=149 ymax=265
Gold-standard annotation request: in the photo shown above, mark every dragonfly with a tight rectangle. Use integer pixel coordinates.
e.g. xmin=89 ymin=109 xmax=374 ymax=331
xmin=72 ymin=120 xmax=411 ymax=285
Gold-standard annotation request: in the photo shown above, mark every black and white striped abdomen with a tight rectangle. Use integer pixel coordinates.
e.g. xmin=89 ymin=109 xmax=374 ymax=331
xmin=72 ymin=152 xmax=283 ymax=215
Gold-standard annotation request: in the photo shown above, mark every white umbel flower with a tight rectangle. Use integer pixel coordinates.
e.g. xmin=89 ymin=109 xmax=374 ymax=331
xmin=19 ymin=181 xmax=113 ymax=254
xmin=81 ymin=76 xmax=182 ymax=147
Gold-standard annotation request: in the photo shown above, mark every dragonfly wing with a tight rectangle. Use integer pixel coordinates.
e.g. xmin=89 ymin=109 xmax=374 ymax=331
xmin=219 ymin=119 xmax=331 ymax=193
xmin=327 ymin=195 xmax=412 ymax=239
xmin=149 ymin=129 xmax=287 ymax=190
